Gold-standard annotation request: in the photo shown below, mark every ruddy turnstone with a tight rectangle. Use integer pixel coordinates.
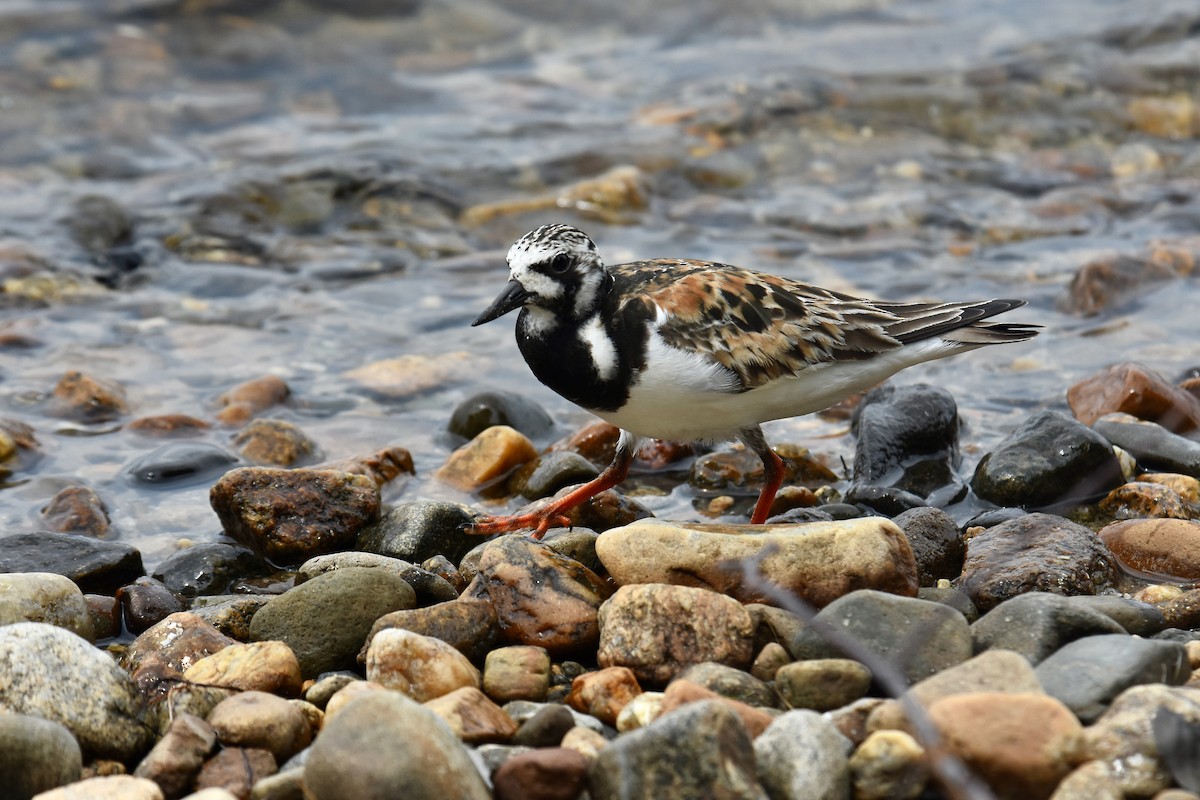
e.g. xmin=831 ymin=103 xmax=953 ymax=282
xmin=468 ymin=224 xmax=1039 ymax=537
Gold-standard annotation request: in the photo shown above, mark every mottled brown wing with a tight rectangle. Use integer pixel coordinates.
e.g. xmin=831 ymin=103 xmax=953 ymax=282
xmin=612 ymin=260 xmax=904 ymax=390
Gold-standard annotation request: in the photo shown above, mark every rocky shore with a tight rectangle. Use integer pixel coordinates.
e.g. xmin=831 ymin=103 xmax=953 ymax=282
xmin=2 ymin=359 xmax=1200 ymax=800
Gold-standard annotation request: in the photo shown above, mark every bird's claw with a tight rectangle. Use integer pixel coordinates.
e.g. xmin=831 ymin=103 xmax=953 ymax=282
xmin=461 ymin=511 xmax=574 ymax=540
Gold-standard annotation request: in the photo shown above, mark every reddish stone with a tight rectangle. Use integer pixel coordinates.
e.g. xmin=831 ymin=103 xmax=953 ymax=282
xmin=1067 ymin=362 xmax=1200 ymax=433
xmin=1098 ymin=518 xmax=1200 ymax=581
xmin=567 ymin=666 xmax=642 ymax=726
xmin=660 ymin=679 xmax=773 ymax=739
xmin=493 ymin=747 xmax=589 ymax=800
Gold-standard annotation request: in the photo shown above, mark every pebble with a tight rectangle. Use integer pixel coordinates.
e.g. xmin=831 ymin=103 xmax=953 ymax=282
xmin=893 ymin=506 xmax=964 ymax=586
xmin=956 ymin=513 xmax=1119 ymax=612
xmin=188 ymin=595 xmax=269 ymax=640
xmin=567 ymin=666 xmax=642 ymax=727
xmin=677 ymin=661 xmax=777 ymax=708
xmin=0 ymin=713 xmax=82 ymax=800
xmin=541 ymin=527 xmax=605 ymax=577
xmin=595 ymin=518 xmax=918 ymax=609
xmin=49 ymin=370 xmax=127 ymax=422
xmin=342 ymin=352 xmax=479 ymax=402
xmin=1049 ymin=760 xmax=1123 ymax=800
xmin=615 ymin=691 xmax=665 ymax=732
xmin=971 ymin=591 xmax=1127 ymax=663
xmin=120 ymin=612 xmax=236 ymax=697
xmin=126 ymin=442 xmax=239 ymax=488
xmin=477 ymin=535 xmax=611 ymax=658
xmin=1099 ymin=519 xmax=1200 ymax=581
xmin=249 ymin=566 xmax=414 ymax=678
xmin=589 ymin=700 xmax=766 ymax=800
xmin=1093 ymin=413 xmax=1200 ymax=479
xmin=41 ymin=485 xmax=111 ymax=536
xmin=296 ymin=551 xmax=458 ymax=604
xmin=660 ymin=679 xmax=774 ymax=738
xmin=423 ymin=686 xmax=518 ymax=743
xmin=32 ymin=775 xmax=164 ymax=800
xmin=356 ymin=500 xmax=479 ymax=567
xmin=507 ymin=451 xmax=600 ymax=500
xmin=1065 ymin=594 xmax=1166 ymax=636
xmin=151 ymin=543 xmax=262 ymax=598
xmin=448 ymin=389 xmax=554 ymax=440
xmin=318 ymin=445 xmax=416 ymax=489
xmin=1161 ymin=589 xmax=1200 ymax=629
xmin=750 ymin=642 xmax=790 ymax=682
xmin=215 ymin=375 xmax=290 ymax=427
xmin=364 ymin=628 xmax=481 ymax=702
xmin=561 ymin=725 xmax=608 ymax=760
xmin=971 ymin=410 xmax=1125 ymax=508
xmin=597 ymin=583 xmax=755 ymax=685
xmin=125 ymin=413 xmax=211 ymax=437
xmin=787 ymin=589 xmax=972 ymax=685
xmin=0 ymin=532 xmax=144 ymax=594
xmin=850 ymin=383 xmax=960 ymax=498
xmin=774 ymin=658 xmax=873 ymax=711
xmin=118 ymin=576 xmax=184 ymax=634
xmin=194 ymin=746 xmax=276 ymax=797
xmin=364 ymin=597 xmax=498 ymax=663
xmin=1034 ymin=634 xmax=1190 ymax=722
xmin=303 ymin=692 xmax=491 ymax=800
xmin=929 ymin=692 xmax=1082 ymax=800
xmin=231 ymin=418 xmax=317 ymax=466
xmin=1068 ymin=362 xmax=1200 ymax=432
xmin=0 ymin=571 xmax=94 ymax=640
xmin=207 ymin=691 xmax=311 ymax=761
xmin=848 ymin=729 xmax=929 ymax=800
xmin=754 ymin=709 xmax=851 ymax=800
xmin=435 ymin=424 xmax=538 ymax=491
xmin=511 ymin=703 xmax=577 ymax=747
xmin=492 ymin=747 xmax=589 ymax=800
xmin=483 ymin=645 xmax=552 ymax=703
xmin=1099 ymin=480 xmax=1190 ymax=519
xmin=0 ymin=623 xmax=152 ymax=761
xmin=132 ymin=713 xmax=217 ymax=798
xmin=1140 ymin=471 xmax=1200 ymax=502
xmin=210 ymin=467 xmax=381 ymax=564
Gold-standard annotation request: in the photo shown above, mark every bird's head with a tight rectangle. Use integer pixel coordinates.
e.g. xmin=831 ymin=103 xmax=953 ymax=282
xmin=472 ymin=224 xmax=609 ymax=327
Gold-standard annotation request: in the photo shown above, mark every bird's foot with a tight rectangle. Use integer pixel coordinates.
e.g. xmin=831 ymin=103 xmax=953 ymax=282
xmin=461 ymin=509 xmax=573 ymax=540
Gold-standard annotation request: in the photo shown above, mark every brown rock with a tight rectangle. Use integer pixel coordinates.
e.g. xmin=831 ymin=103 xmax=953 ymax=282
xmin=550 ymin=420 xmax=621 ymax=465
xmin=423 ymin=686 xmax=518 ymax=743
xmin=1128 ymin=94 xmax=1196 ymax=139
xmin=316 ymin=445 xmax=415 ymax=488
xmin=477 ymin=536 xmax=611 ymax=658
xmin=1099 ymin=519 xmax=1200 ymax=581
xmin=492 ymin=747 xmax=589 ymax=800
xmin=660 ymin=678 xmax=773 ymax=738
xmin=120 ymin=612 xmax=236 ymax=700
xmin=41 ymin=485 xmax=111 ymax=536
xmin=1067 ymin=363 xmax=1200 ymax=433
xmin=829 ymin=698 xmax=889 ymax=747
xmin=483 ymin=646 xmax=552 ymax=703
xmin=207 ymin=691 xmax=311 ymax=761
xmin=125 ymin=414 xmax=211 ymax=437
xmin=85 ymin=593 xmax=120 ymax=640
xmin=560 ymin=726 xmax=608 ymax=760
xmin=364 ymin=628 xmax=481 ymax=702
xmin=323 ymin=681 xmax=390 ymax=721
xmin=1139 ymin=472 xmax=1200 ymax=502
xmin=363 ymin=597 xmax=498 ymax=664
xmin=118 ymin=577 xmax=184 ymax=634
xmin=1050 ymin=761 xmax=1123 ymax=800
xmin=32 ymin=775 xmax=164 ymax=800
xmin=231 ymin=419 xmax=316 ymax=466
xmin=209 ymin=467 xmax=380 ymax=564
xmin=50 ymin=371 xmax=128 ymax=421
xmin=566 ymin=666 xmax=642 ymax=727
xmin=1160 ymin=589 xmax=1200 ymax=629
xmin=774 ymin=659 xmax=872 ymax=712
xmin=132 ymin=713 xmax=217 ymax=798
xmin=342 ymin=352 xmax=477 ymax=399
xmin=435 ymin=425 xmax=538 ymax=491
xmin=750 ymin=642 xmax=790 ymax=681
xmin=182 ymin=641 xmax=303 ymax=697
xmin=194 ymin=747 xmax=276 ymax=797
xmin=928 ymin=692 xmax=1083 ymax=800
xmin=596 ymin=518 xmax=918 ymax=608
xmin=215 ymin=375 xmax=290 ymax=426
xmin=1099 ymin=481 xmax=1190 ymax=520
xmin=597 ymin=583 xmax=755 ymax=686
xmin=1063 ymin=255 xmax=1181 ymax=316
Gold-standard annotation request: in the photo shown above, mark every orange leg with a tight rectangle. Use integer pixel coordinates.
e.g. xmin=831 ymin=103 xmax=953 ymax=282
xmin=740 ymin=425 xmax=785 ymax=524
xmin=464 ymin=430 xmax=640 ymax=540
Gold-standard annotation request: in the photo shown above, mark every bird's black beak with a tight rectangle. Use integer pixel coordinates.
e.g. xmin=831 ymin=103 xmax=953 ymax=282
xmin=472 ymin=279 xmax=530 ymax=326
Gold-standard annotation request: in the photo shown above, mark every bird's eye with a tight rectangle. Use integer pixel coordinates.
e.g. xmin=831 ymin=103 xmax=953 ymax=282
xmin=550 ymin=253 xmax=572 ymax=273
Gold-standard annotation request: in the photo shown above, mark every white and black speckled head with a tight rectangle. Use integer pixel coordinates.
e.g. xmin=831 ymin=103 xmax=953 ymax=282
xmin=472 ymin=224 xmax=609 ymax=329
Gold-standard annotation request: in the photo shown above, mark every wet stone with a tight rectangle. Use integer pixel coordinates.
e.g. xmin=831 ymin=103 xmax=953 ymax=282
xmin=1099 ymin=518 xmax=1200 ymax=581
xmin=971 ymin=591 xmax=1127 ymax=664
xmin=118 ymin=576 xmax=184 ymax=634
xmin=597 ymin=583 xmax=754 ymax=686
xmin=676 ymin=662 xmax=777 ymax=708
xmin=249 ymin=566 xmax=416 ymax=678
xmin=595 ymin=518 xmax=918 ymax=609
xmin=1160 ymin=589 xmax=1200 ymax=629
xmin=296 ymin=551 xmax=458 ymax=605
xmin=67 ymin=194 xmax=133 ymax=254
xmin=493 ymin=747 xmax=589 ymax=800
xmin=956 ymin=512 xmax=1119 ymax=613
xmin=0 ymin=713 xmax=82 ymax=800
xmin=775 ymin=659 xmax=873 ymax=712
xmin=210 ymin=467 xmax=381 ymax=564
xmin=85 ymin=593 xmax=120 ymax=640
xmin=508 ymin=451 xmax=600 ymax=500
xmin=541 ymin=527 xmax=604 ymax=577
xmin=851 ymin=383 xmax=960 ymax=498
xmin=0 ymin=622 xmax=151 ymax=761
xmin=422 ymin=553 xmax=466 ymax=592
xmin=151 ymin=542 xmax=262 ymax=598
xmin=0 ymin=571 xmax=94 ymax=640
xmin=448 ymin=389 xmax=555 ymax=440
xmin=484 ymin=645 xmax=552 ymax=703
xmin=787 ymin=589 xmax=973 ymax=685
xmin=893 ymin=506 xmax=965 ymax=585
xmin=478 ymin=535 xmax=612 ymax=658
xmin=589 ymin=700 xmax=766 ymax=800
xmin=127 ymin=442 xmax=239 ymax=487
xmin=120 ymin=612 xmax=236 ymax=700
xmin=1094 ymin=413 xmax=1200 ymax=479
xmin=317 ymin=445 xmax=415 ymax=488
xmin=49 ymin=370 xmax=127 ymax=422
xmin=1063 ymin=253 xmax=1183 ymax=316
xmin=132 ymin=713 xmax=216 ymax=798
xmin=41 ymin=485 xmax=111 ymax=536
xmin=1068 ymin=362 xmax=1200 ymax=433
xmin=557 ymin=486 xmax=654 ymax=533
xmin=365 ymin=628 xmax=481 ymax=702
xmin=849 ymin=729 xmax=929 ymax=800
xmin=188 ymin=595 xmax=270 ymax=640
xmin=424 ymin=685 xmax=518 ymax=744
xmin=357 ymin=500 xmax=478 ymax=567
xmin=304 ymin=692 xmax=491 ymax=800
xmin=182 ymin=640 xmax=303 ymax=696
xmin=0 ymin=531 xmax=143 ymax=594
xmin=1139 ymin=472 xmax=1200 ymax=502
xmin=1099 ymin=481 xmax=1190 ymax=519
xmin=1065 ymin=595 xmax=1166 ymax=636
xmin=754 ymin=710 xmax=851 ymax=800
xmin=125 ymin=413 xmax=211 ymax=437
xmin=1035 ymin=634 xmax=1190 ymax=723
xmin=364 ymin=597 xmax=498 ymax=664
xmin=194 ymin=746 xmax=276 ymax=798
xmin=688 ymin=443 xmax=838 ymax=496
xmin=215 ymin=374 xmax=290 ymax=427
xmin=971 ymin=410 xmax=1125 ymax=508
xmin=343 ymin=352 xmax=478 ymax=401
xmin=435 ymin=424 xmax=538 ymax=491
xmin=231 ymin=418 xmax=317 ymax=466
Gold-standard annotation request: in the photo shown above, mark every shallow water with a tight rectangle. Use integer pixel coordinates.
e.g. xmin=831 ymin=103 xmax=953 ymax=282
xmin=1 ymin=0 xmax=1198 ymax=566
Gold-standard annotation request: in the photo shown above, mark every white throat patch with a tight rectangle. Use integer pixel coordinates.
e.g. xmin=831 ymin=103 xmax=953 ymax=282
xmin=578 ymin=316 xmax=617 ymax=381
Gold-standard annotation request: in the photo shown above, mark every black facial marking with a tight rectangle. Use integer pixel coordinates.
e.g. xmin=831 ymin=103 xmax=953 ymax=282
xmin=549 ymin=252 xmax=573 ymax=274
